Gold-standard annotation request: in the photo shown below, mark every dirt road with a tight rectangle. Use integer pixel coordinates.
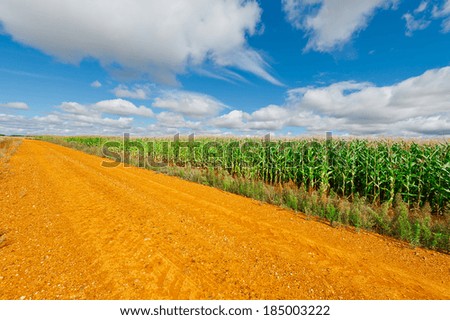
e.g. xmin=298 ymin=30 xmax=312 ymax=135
xmin=0 ymin=140 xmax=449 ymax=299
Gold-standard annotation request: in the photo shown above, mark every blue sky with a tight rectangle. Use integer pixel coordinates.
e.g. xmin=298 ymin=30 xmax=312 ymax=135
xmin=0 ymin=0 xmax=449 ymax=136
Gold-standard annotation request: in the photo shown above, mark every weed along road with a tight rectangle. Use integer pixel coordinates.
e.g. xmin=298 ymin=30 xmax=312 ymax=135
xmin=0 ymin=140 xmax=449 ymax=299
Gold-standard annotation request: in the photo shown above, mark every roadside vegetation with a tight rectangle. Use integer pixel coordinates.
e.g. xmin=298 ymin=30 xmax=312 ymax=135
xmin=0 ymin=137 xmax=22 ymax=168
xmin=1 ymin=137 xmax=23 ymax=249
xmin=35 ymin=135 xmax=450 ymax=252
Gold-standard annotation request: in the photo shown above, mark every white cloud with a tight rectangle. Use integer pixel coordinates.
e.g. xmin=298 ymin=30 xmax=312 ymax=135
xmin=205 ymin=66 xmax=450 ymax=136
xmin=52 ymin=102 xmax=135 ymax=129
xmin=94 ymin=99 xmax=154 ymax=117
xmin=0 ymin=0 xmax=279 ymax=85
xmin=90 ymin=80 xmax=102 ymax=88
xmin=403 ymin=13 xmax=431 ymax=36
xmin=402 ymin=1 xmax=434 ymax=36
xmin=58 ymin=99 xmax=154 ymax=118
xmin=62 ymin=114 xmax=133 ymax=129
xmin=0 ymin=98 xmax=156 ymax=135
xmin=112 ymin=84 xmax=151 ymax=100
xmin=153 ymin=91 xmax=227 ymax=118
xmin=3 ymin=67 xmax=450 ymax=137
xmin=400 ymin=0 xmax=450 ymax=35
xmin=282 ymin=0 xmax=398 ymax=52
xmin=210 ymin=110 xmax=250 ymax=129
xmin=445 ymin=19 xmax=450 ymax=32
xmin=212 ymin=48 xmax=282 ymax=86
xmin=433 ymin=0 xmax=450 ymax=32
xmin=243 ymin=104 xmax=292 ymax=131
xmin=155 ymin=112 xmax=200 ymax=129
xmin=251 ymin=104 xmax=290 ymax=121
xmin=33 ymin=114 xmax=61 ymax=124
xmin=415 ymin=1 xmax=429 ymax=14
xmin=272 ymin=66 xmax=450 ymax=135
xmin=208 ymin=108 xmax=286 ymax=132
xmin=0 ymin=111 xmax=133 ymax=136
xmin=0 ymin=102 xmax=29 ymax=110
xmin=433 ymin=0 xmax=450 ymax=16
xmin=58 ymin=102 xmax=94 ymax=116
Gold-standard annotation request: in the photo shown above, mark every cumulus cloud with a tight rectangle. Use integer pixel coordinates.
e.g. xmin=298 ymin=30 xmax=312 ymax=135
xmin=282 ymin=0 xmax=398 ymax=51
xmin=0 ymin=102 xmax=29 ymax=110
xmin=0 ymin=111 xmax=133 ymax=136
xmin=0 ymin=114 xmax=29 ymax=134
xmin=251 ymin=104 xmax=291 ymax=121
xmin=266 ymin=66 xmax=450 ymax=135
xmin=90 ymin=80 xmax=102 ymax=88
xmin=206 ymin=66 xmax=450 ymax=136
xmin=0 ymin=0 xmax=279 ymax=85
xmin=155 ymin=112 xmax=200 ymax=129
xmin=210 ymin=110 xmax=251 ymax=129
xmin=94 ymin=99 xmax=154 ymax=117
xmin=58 ymin=102 xmax=94 ymax=116
xmin=3 ymin=68 xmax=450 ymax=137
xmin=153 ymin=91 xmax=227 ymax=118
xmin=35 ymin=113 xmax=133 ymax=129
xmin=52 ymin=100 xmax=139 ymax=130
xmin=112 ymin=84 xmax=151 ymax=100
xmin=0 ymin=99 xmax=156 ymax=135
xmin=57 ymin=99 xmax=154 ymax=118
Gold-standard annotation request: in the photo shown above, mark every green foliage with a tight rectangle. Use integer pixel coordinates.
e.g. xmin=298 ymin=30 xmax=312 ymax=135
xmin=394 ymin=199 xmax=413 ymax=241
xmin=283 ymin=189 xmax=299 ymax=211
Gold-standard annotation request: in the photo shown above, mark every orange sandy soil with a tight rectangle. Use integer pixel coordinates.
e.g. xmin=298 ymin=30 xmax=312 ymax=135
xmin=0 ymin=140 xmax=449 ymax=300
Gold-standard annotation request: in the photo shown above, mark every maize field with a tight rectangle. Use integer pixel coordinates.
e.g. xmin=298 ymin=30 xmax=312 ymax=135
xmin=57 ymin=135 xmax=450 ymax=214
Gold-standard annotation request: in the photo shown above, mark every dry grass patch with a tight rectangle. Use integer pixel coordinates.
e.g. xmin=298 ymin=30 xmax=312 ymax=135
xmin=0 ymin=138 xmax=22 ymax=165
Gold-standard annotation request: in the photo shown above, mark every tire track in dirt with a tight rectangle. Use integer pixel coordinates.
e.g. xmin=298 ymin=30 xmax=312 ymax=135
xmin=28 ymin=145 xmax=204 ymax=299
xmin=0 ymin=140 xmax=449 ymax=299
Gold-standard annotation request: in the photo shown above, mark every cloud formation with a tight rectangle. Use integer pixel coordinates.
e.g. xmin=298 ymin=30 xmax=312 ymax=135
xmin=0 ymin=0 xmax=279 ymax=85
xmin=0 ymin=99 xmax=156 ymax=135
xmin=0 ymin=112 xmax=133 ymax=136
xmin=433 ymin=0 xmax=450 ymax=32
xmin=94 ymin=99 xmax=154 ymax=117
xmin=153 ymin=91 xmax=227 ymax=118
xmin=282 ymin=0 xmax=398 ymax=51
xmin=57 ymin=100 xmax=154 ymax=118
xmin=402 ymin=1 xmax=450 ymax=35
xmin=415 ymin=1 xmax=429 ymax=14
xmin=0 ymin=102 xmax=29 ymax=110
xmin=402 ymin=1 xmax=432 ymax=36
xmin=403 ymin=12 xmax=431 ymax=36
xmin=210 ymin=110 xmax=250 ymax=129
xmin=155 ymin=112 xmax=200 ymax=130
xmin=90 ymin=80 xmax=102 ymax=88
xmin=112 ymin=84 xmax=151 ymax=100
xmin=1 ymin=67 xmax=449 ymax=137
xmin=209 ymin=66 xmax=450 ymax=136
